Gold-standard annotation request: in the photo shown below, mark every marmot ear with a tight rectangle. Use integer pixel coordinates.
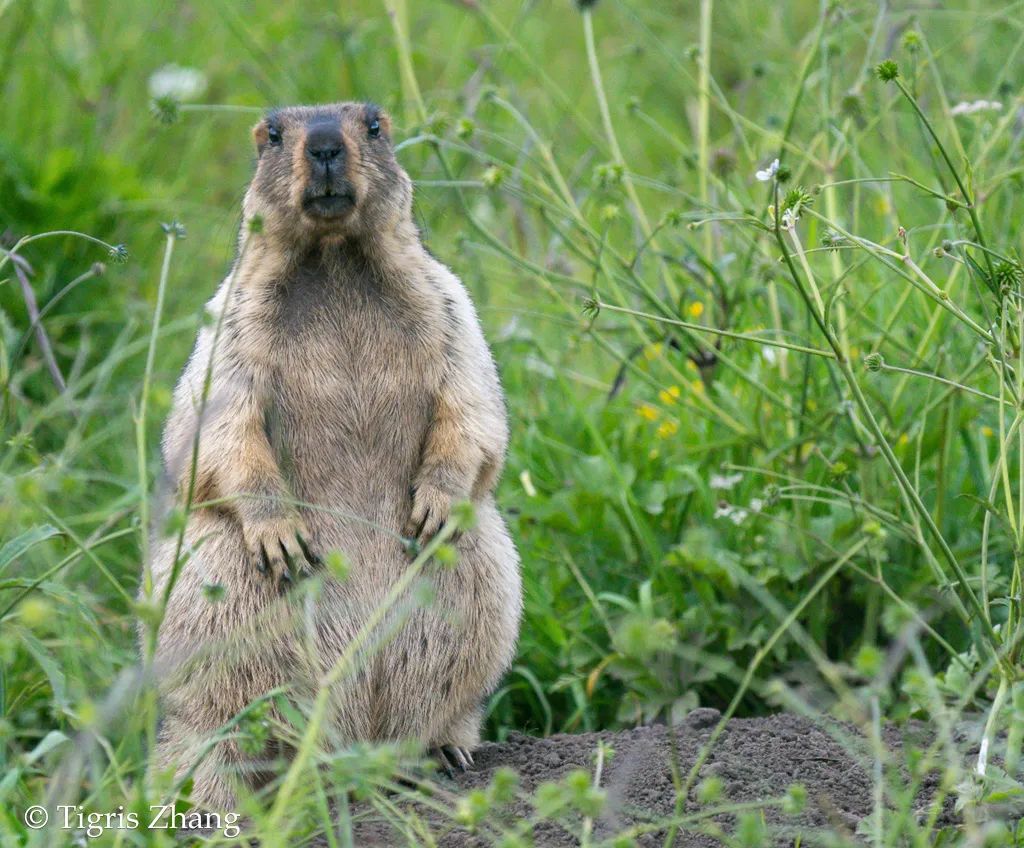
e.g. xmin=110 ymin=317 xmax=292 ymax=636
xmin=252 ymin=120 xmax=269 ymax=154
xmin=377 ymin=111 xmax=393 ymax=137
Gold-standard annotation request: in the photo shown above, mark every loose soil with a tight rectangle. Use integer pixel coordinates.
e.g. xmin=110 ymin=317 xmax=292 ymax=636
xmin=351 ymin=711 xmax=953 ymax=847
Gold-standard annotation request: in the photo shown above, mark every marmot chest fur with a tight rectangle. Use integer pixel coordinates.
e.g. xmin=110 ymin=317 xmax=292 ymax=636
xmin=255 ymin=249 xmax=444 ymax=527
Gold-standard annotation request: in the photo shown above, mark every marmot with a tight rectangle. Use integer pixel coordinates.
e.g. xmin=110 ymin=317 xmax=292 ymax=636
xmin=145 ymin=101 xmax=522 ymax=810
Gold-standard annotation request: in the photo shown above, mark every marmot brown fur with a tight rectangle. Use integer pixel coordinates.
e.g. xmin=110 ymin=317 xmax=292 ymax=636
xmin=144 ymin=101 xmax=522 ymax=810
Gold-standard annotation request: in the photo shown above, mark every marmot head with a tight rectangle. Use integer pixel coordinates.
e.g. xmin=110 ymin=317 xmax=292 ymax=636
xmin=244 ymin=102 xmax=412 ymax=244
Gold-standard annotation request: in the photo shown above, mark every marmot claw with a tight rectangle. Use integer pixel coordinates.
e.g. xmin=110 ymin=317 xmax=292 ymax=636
xmin=244 ymin=518 xmax=320 ymax=588
xmin=431 ymin=744 xmax=474 ymax=777
xmin=404 ymin=482 xmax=455 ymax=545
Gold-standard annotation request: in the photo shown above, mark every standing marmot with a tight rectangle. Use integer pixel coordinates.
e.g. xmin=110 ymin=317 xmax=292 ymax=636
xmin=145 ymin=101 xmax=522 ymax=810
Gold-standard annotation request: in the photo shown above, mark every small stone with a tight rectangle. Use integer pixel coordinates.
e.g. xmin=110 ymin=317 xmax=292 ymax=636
xmin=684 ymin=708 xmax=722 ymax=730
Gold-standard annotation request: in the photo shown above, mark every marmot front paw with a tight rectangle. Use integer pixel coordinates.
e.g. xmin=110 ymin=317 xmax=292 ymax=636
xmin=404 ymin=482 xmax=456 ymax=545
xmin=243 ymin=517 xmax=320 ymax=588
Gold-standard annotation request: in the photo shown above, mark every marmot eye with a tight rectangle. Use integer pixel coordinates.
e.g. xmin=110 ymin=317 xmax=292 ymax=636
xmin=267 ymin=126 xmax=283 ymax=146
xmin=368 ymin=119 xmax=381 ymax=139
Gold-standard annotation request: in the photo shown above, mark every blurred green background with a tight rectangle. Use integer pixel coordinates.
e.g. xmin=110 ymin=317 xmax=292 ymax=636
xmin=3 ymin=0 xmax=1024 ymax=820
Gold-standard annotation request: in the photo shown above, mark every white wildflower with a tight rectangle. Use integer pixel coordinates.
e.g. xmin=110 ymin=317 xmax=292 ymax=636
xmin=762 ymin=347 xmax=777 ymax=365
xmin=714 ymin=502 xmax=749 ymax=525
xmin=950 ymin=100 xmax=1002 ymax=117
xmin=149 ymin=64 xmax=208 ymax=102
xmin=749 ymin=498 xmax=765 ymax=513
xmin=710 ymin=472 xmax=742 ymax=491
xmin=781 ymin=207 xmax=799 ymax=229
xmin=755 ymin=158 xmax=780 ymax=181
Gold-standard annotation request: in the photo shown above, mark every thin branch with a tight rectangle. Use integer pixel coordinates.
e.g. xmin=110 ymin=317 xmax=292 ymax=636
xmin=10 ymin=253 xmax=66 ymax=393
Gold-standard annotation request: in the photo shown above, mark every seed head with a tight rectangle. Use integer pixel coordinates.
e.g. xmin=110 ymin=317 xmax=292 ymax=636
xmin=150 ymin=95 xmax=180 ymax=125
xmin=593 ymin=162 xmax=624 ymax=189
xmin=481 ymin=165 xmax=505 ymax=189
xmin=901 ymin=31 xmax=921 ymax=54
xmin=782 ymin=187 xmax=814 ymax=213
xmin=828 ymin=461 xmax=848 ymax=480
xmin=994 ymin=261 xmax=1024 ymax=288
xmin=161 ymin=221 xmax=186 ymax=240
xmin=821 ymin=231 xmax=845 ymax=252
xmin=711 ymin=147 xmax=737 ymax=178
xmin=875 ymin=60 xmax=899 ymax=83
xmin=863 ymin=352 xmax=885 ymax=373
xmin=427 ymin=113 xmax=450 ymax=137
xmin=840 ymin=91 xmax=865 ymax=127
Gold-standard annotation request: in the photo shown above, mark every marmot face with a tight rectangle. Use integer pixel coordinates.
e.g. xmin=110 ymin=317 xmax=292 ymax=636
xmin=245 ymin=102 xmax=412 ymax=243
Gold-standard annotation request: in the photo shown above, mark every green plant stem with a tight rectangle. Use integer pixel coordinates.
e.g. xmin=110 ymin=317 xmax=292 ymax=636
xmin=802 ymin=207 xmax=994 ymax=345
xmin=581 ymin=10 xmax=652 ymax=243
xmin=594 ymin=301 xmax=835 ymax=358
xmin=977 ymin=675 xmax=1009 ymax=775
xmin=697 ymin=0 xmax=713 ymax=268
xmin=0 ymin=230 xmax=121 ymax=274
xmin=892 ymin=76 xmax=994 ymax=278
xmin=774 ymin=204 xmax=1002 ymax=661
xmin=137 ymin=232 xmax=176 ymax=600
xmin=581 ymin=8 xmax=681 ymax=303
xmin=877 ymin=362 xmax=1008 ymax=406
xmin=157 ymin=230 xmax=253 ymax=623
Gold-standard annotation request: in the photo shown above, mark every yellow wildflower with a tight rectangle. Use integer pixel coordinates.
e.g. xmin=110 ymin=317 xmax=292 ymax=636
xmin=982 ymin=425 xmax=994 ymax=438
xmin=687 ymin=302 xmax=705 ymax=319
xmin=637 ymin=403 xmax=659 ymax=421
xmin=643 ymin=343 xmax=663 ymax=361
xmin=656 ymin=420 xmax=679 ymax=439
xmin=659 ymin=385 xmax=681 ymax=405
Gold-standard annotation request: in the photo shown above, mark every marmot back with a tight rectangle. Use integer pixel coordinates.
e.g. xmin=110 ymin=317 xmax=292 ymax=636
xmin=144 ymin=101 xmax=522 ymax=811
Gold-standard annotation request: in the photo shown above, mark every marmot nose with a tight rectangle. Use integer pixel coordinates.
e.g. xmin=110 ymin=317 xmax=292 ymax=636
xmin=306 ymin=125 xmax=345 ymax=164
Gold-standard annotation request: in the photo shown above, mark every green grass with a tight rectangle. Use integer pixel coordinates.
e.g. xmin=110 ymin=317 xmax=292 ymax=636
xmin=3 ymin=0 xmax=1024 ymax=843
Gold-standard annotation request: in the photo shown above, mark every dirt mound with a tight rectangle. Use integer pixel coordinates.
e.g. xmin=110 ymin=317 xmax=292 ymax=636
xmin=352 ymin=712 xmax=948 ymax=846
